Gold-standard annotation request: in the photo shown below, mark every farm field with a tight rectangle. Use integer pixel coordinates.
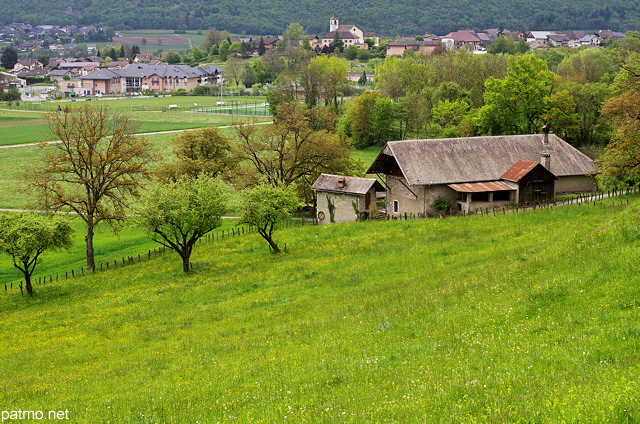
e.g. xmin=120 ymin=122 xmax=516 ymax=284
xmin=1 ymin=194 xmax=639 ymax=422
xmin=0 ymin=99 xmax=272 ymax=211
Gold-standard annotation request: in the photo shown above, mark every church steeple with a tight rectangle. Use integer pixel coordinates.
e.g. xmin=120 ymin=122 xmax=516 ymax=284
xmin=330 ymin=15 xmax=339 ymax=32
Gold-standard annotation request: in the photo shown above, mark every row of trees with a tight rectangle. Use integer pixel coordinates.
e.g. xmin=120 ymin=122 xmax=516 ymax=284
xmin=2 ymin=101 xmax=359 ymax=294
xmin=337 ymin=45 xmax=619 ymax=148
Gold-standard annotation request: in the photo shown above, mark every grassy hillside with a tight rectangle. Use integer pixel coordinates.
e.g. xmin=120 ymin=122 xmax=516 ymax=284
xmin=1 ymin=195 xmax=640 ymax=422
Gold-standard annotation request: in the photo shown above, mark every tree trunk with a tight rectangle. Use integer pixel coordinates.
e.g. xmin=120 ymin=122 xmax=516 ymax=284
xmin=266 ymin=236 xmax=280 ymax=253
xmin=24 ymin=272 xmax=34 ymax=296
xmin=86 ymin=223 xmax=95 ymax=271
xmin=182 ymin=255 xmax=190 ymax=272
xmin=180 ymin=246 xmax=192 ymax=272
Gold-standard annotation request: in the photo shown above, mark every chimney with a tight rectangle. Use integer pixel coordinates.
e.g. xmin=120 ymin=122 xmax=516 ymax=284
xmin=337 ymin=177 xmax=346 ymax=189
xmin=542 ymin=124 xmax=550 ymax=146
xmin=541 ymin=151 xmax=551 ymax=170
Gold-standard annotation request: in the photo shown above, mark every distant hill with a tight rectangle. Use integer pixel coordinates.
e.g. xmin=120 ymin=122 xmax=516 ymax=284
xmin=1 ymin=0 xmax=639 ymax=36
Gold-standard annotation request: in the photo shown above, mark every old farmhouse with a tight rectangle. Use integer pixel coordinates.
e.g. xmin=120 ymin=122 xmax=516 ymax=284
xmin=366 ymin=131 xmax=597 ymax=217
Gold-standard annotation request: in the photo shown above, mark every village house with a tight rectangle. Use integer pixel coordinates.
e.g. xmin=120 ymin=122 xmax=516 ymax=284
xmin=366 ymin=129 xmax=596 ymax=217
xmin=386 ymin=38 xmax=440 ymax=56
xmin=9 ymin=58 xmax=43 ymax=74
xmin=441 ymin=31 xmax=483 ymax=50
xmin=312 ymin=174 xmax=385 ymax=224
xmin=134 ymin=53 xmax=155 ymax=63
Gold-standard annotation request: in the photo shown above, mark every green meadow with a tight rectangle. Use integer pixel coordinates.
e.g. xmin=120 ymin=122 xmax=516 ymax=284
xmin=1 ymin=195 xmax=640 ymax=422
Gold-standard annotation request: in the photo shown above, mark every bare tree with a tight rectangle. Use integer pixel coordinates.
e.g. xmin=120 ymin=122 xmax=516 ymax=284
xmin=26 ymin=105 xmax=157 ymax=271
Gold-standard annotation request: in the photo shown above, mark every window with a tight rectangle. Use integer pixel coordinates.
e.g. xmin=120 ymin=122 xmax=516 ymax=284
xmin=393 ymin=200 xmax=399 ymax=213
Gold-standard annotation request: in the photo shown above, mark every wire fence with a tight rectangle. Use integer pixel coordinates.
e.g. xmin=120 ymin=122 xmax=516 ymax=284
xmin=381 ymin=187 xmax=640 ymax=221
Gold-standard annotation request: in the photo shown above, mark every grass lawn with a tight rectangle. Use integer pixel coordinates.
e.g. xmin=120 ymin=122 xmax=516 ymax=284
xmin=0 ymin=195 xmax=639 ymax=422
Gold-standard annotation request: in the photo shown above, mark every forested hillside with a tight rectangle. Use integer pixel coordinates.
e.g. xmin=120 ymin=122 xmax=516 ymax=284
xmin=1 ymin=0 xmax=638 ymax=35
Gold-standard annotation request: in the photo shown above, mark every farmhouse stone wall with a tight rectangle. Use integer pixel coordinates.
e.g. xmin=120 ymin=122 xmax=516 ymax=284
xmin=386 ymin=177 xmax=459 ymax=216
xmin=556 ymin=175 xmax=596 ymax=194
xmin=386 ymin=175 xmax=425 ymax=217
xmin=424 ymin=185 xmax=459 ymax=215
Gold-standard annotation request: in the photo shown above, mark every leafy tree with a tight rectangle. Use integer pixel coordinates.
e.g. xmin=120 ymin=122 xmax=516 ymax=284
xmin=307 ymin=55 xmax=349 ymax=110
xmin=229 ymin=41 xmax=243 ymax=57
xmin=1 ymin=47 xmax=18 ymax=69
xmin=191 ymin=47 xmax=205 ymax=62
xmin=342 ymin=91 xmax=400 ymax=147
xmin=219 ymin=40 xmax=231 ymax=61
xmin=476 ymin=54 xmax=554 ymax=135
xmin=237 ymin=184 xmax=298 ymax=253
xmin=345 ymin=45 xmax=359 ymax=60
xmin=233 ymin=102 xmax=358 ymax=200
xmin=431 ymin=99 xmax=470 ymax=128
xmin=135 ymin=174 xmax=227 ymax=272
xmin=280 ymin=23 xmax=304 ymax=55
xmin=599 ymin=53 xmax=640 ymax=183
xmin=356 ymin=49 xmax=371 ymax=61
xmin=556 ymin=48 xmax=618 ymax=84
xmin=26 ymin=105 xmax=156 ymax=271
xmin=156 ymin=126 xmax=236 ymax=182
xmin=252 ymin=58 xmax=271 ymax=84
xmin=561 ymin=81 xmax=611 ymax=146
xmin=241 ymin=62 xmax=257 ymax=87
xmin=0 ymin=214 xmax=73 ymax=296
xmin=165 ymin=51 xmax=182 ymax=64
xmin=541 ymin=89 xmax=580 ymax=142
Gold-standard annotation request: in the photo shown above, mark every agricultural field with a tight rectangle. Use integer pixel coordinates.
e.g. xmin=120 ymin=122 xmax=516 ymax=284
xmin=1 ymin=194 xmax=640 ymax=422
xmin=0 ymin=98 xmax=272 ymax=209
xmin=112 ymin=29 xmax=209 ymax=52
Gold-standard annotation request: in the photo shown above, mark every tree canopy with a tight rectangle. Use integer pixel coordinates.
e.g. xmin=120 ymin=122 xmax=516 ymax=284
xmin=156 ymin=126 xmax=236 ymax=182
xmin=237 ymin=184 xmax=298 ymax=253
xmin=135 ymin=174 xmax=228 ymax=272
xmin=476 ymin=54 xmax=555 ymax=135
xmin=233 ymin=102 xmax=360 ymax=202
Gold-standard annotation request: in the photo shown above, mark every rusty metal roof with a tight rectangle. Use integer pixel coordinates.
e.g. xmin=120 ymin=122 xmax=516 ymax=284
xmin=448 ymin=181 xmax=515 ymax=193
xmin=501 ymin=159 xmax=540 ymax=182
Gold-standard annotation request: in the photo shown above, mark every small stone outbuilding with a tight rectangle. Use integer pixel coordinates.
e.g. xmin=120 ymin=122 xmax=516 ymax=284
xmin=312 ymin=174 xmax=384 ymax=224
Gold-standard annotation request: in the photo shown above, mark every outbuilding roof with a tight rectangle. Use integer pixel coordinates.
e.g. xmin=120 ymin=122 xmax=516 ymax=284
xmin=312 ymin=174 xmax=384 ymax=195
xmin=367 ymin=134 xmax=596 ymax=186
xmin=501 ymin=159 xmax=558 ymax=182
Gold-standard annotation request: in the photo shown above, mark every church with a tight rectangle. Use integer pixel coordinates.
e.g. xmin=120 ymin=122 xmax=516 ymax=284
xmin=320 ymin=15 xmax=380 ymax=49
